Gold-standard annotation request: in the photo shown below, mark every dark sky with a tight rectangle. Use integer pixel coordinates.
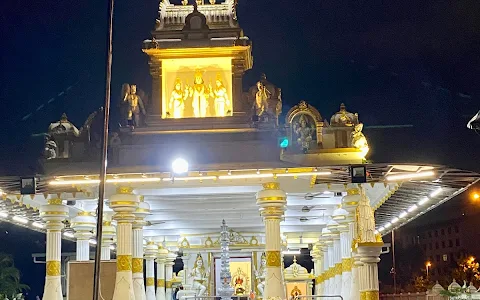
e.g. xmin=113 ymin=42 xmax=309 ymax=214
xmin=1 ymin=0 xmax=480 ymax=297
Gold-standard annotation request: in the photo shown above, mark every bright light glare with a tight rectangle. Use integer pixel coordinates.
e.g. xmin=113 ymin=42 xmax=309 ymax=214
xmin=429 ymin=187 xmax=442 ymax=198
xmin=110 ymin=245 xmax=116 ymax=250
xmin=418 ymin=197 xmax=429 ymax=206
xmin=391 ymin=217 xmax=399 ymax=224
xmin=399 ymin=211 xmax=408 ymax=218
xmin=384 ymin=222 xmax=392 ymax=228
xmin=407 ymin=205 xmax=418 ymax=213
xmin=32 ymin=222 xmax=45 ymax=229
xmin=172 ymin=158 xmax=189 ymax=174
xmin=473 ymin=193 xmax=480 ymax=200
xmin=378 ymin=227 xmax=385 ymax=232
xmin=12 ymin=216 xmax=29 ymax=224
xmin=0 ymin=212 xmax=8 ymax=218
xmin=386 ymin=171 xmax=435 ymax=181
xmin=89 ymin=239 xmax=97 ymax=245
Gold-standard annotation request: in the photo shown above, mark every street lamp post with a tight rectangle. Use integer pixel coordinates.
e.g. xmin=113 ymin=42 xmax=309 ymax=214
xmin=426 ymin=262 xmax=431 ymax=279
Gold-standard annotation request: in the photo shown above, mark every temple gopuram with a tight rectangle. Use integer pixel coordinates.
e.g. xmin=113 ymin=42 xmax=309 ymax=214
xmin=0 ymin=1 xmax=479 ymax=300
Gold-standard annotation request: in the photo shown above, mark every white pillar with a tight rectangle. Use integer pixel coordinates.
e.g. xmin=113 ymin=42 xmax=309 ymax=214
xmin=357 ymin=246 xmax=382 ymax=300
xmin=333 ymin=237 xmax=342 ymax=295
xmin=109 ymin=187 xmax=140 ymax=300
xmin=71 ymin=211 xmax=96 ymax=261
xmin=145 ymin=242 xmax=158 ymax=300
xmin=156 ymin=246 xmax=168 ymax=300
xmin=133 ymin=198 xmax=150 ymax=300
xmin=351 ymin=253 xmax=362 ymax=300
xmin=256 ymin=182 xmax=287 ymax=300
xmin=165 ymin=253 xmax=176 ymax=300
xmin=101 ymin=219 xmax=116 ymax=261
xmin=40 ymin=198 xmax=69 ymax=300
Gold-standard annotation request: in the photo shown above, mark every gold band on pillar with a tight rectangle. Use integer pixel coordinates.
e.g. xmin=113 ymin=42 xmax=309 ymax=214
xmin=146 ymin=278 xmax=155 ymax=286
xmin=360 ymin=291 xmax=379 ymax=300
xmin=334 ymin=263 xmax=342 ymax=275
xmin=166 ymin=281 xmax=173 ymax=288
xmin=46 ymin=261 xmax=61 ymax=276
xmin=265 ymin=251 xmax=281 ymax=267
xmin=117 ymin=255 xmax=132 ymax=271
xmin=132 ymin=258 xmax=143 ymax=273
xmin=157 ymin=279 xmax=165 ymax=287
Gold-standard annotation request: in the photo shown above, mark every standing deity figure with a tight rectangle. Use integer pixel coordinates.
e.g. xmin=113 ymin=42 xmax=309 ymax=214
xmin=294 ymin=115 xmax=315 ymax=153
xmin=254 ymin=253 xmax=267 ymax=298
xmin=169 ymin=78 xmax=187 ymax=119
xmin=190 ymin=254 xmax=209 ymax=296
xmin=356 ymin=190 xmax=376 ymax=243
xmin=253 ymin=82 xmax=270 ymax=118
xmin=191 ymin=70 xmax=209 ymax=118
xmin=122 ymin=83 xmax=146 ymax=127
xmin=351 ymin=123 xmax=369 ymax=155
xmin=210 ymin=75 xmax=230 ymax=117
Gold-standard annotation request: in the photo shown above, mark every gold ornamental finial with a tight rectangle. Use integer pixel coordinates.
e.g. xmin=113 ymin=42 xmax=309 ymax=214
xmin=346 ymin=188 xmax=360 ymax=196
xmin=47 ymin=198 xmax=62 ymax=205
xmin=117 ymin=187 xmax=134 ymax=194
xmin=263 ymin=182 xmax=280 ymax=190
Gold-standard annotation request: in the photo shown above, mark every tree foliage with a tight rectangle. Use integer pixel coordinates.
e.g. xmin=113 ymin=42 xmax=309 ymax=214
xmin=452 ymin=256 xmax=480 ymax=286
xmin=0 ymin=253 xmax=29 ymax=297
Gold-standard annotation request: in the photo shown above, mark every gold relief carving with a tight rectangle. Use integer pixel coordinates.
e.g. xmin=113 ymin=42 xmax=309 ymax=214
xmin=347 ymin=188 xmax=360 ymax=196
xmin=77 ymin=211 xmax=92 ymax=216
xmin=146 ymin=278 xmax=155 ymax=286
xmin=132 ymin=258 xmax=144 ymax=273
xmin=157 ymin=279 xmax=165 ymax=287
xmin=109 ymin=201 xmax=137 ymax=206
xmin=257 ymin=196 xmax=287 ymax=201
xmin=262 ymin=182 xmax=280 ymax=190
xmin=249 ymin=236 xmax=258 ymax=245
xmin=361 ymin=291 xmax=379 ymax=300
xmin=204 ymin=237 xmax=214 ymax=247
xmin=265 ymin=251 xmax=281 ymax=267
xmin=166 ymin=281 xmax=173 ymax=288
xmin=47 ymin=198 xmax=63 ymax=205
xmin=117 ymin=187 xmax=134 ymax=194
xmin=180 ymin=237 xmax=190 ymax=248
xmin=46 ymin=261 xmax=61 ymax=276
xmin=260 ymin=207 xmax=284 ymax=217
xmin=117 ymin=255 xmax=132 ymax=271
xmin=342 ymin=258 xmax=354 ymax=272
xmin=335 ymin=263 xmax=342 ymax=275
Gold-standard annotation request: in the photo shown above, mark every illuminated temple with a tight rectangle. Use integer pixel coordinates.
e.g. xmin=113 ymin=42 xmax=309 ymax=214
xmin=0 ymin=1 xmax=479 ymax=300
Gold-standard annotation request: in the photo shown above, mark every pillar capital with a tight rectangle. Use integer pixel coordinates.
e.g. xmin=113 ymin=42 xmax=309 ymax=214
xmin=256 ymin=182 xmax=287 ymax=218
xmin=133 ymin=196 xmax=150 ymax=228
xmin=40 ymin=198 xmax=69 ymax=226
xmin=145 ymin=241 xmax=158 ymax=259
xmin=71 ymin=211 xmax=96 ymax=236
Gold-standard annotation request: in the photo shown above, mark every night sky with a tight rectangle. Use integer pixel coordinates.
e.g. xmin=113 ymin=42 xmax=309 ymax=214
xmin=1 ymin=0 xmax=480 ymax=297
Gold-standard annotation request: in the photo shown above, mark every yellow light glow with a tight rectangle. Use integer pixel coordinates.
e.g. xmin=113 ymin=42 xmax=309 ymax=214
xmin=386 ymin=171 xmax=435 ymax=181
xmin=472 ymin=193 xmax=479 ymax=200
xmin=162 ymin=176 xmax=217 ymax=181
xmin=218 ymin=173 xmax=274 ymax=180
xmin=276 ymin=171 xmax=331 ymax=177
xmin=426 ymin=261 xmax=432 ymax=267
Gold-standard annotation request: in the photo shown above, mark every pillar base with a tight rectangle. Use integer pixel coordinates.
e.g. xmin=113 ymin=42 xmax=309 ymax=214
xmin=112 ymin=271 xmax=136 ymax=300
xmin=133 ymin=276 xmax=147 ymax=300
xmin=264 ymin=268 xmax=286 ymax=299
xmin=43 ymin=276 xmax=63 ymax=300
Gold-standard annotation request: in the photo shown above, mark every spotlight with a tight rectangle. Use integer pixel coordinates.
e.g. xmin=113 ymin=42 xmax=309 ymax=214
xmin=172 ymin=158 xmax=189 ymax=174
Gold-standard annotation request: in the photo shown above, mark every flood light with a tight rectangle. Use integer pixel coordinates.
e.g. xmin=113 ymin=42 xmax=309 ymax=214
xmin=172 ymin=158 xmax=189 ymax=174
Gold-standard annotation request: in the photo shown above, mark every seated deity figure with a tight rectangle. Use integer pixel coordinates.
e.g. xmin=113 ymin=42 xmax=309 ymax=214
xmin=209 ymin=75 xmax=230 ymax=117
xmin=351 ymin=123 xmax=369 ymax=156
xmin=253 ymin=81 xmax=270 ymax=119
xmin=189 ymin=254 xmax=209 ymax=296
xmin=294 ymin=115 xmax=315 ymax=153
xmin=254 ymin=253 xmax=267 ymax=298
xmin=191 ymin=70 xmax=209 ymax=118
xmin=169 ymin=78 xmax=187 ymax=119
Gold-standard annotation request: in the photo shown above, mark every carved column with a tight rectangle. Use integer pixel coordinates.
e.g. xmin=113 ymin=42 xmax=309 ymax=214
xmin=231 ymin=59 xmax=246 ymax=116
xmin=101 ymin=219 xmax=116 ymax=261
xmin=311 ymin=247 xmax=323 ymax=295
xmin=133 ymin=197 xmax=150 ymax=300
xmin=71 ymin=211 xmax=96 ymax=261
xmin=109 ymin=187 xmax=140 ymax=300
xmin=156 ymin=246 xmax=168 ymax=300
xmin=321 ymin=228 xmax=333 ymax=295
xmin=40 ymin=198 xmax=69 ymax=300
xmin=148 ymin=60 xmax=163 ymax=117
xmin=145 ymin=241 xmax=158 ymax=300
xmin=256 ymin=182 xmax=287 ymax=299
xmin=165 ymin=252 xmax=177 ymax=300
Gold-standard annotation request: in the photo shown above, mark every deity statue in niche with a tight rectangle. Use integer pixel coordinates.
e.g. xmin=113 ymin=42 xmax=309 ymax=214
xmin=168 ymin=78 xmax=188 ymax=119
xmin=121 ymin=83 xmax=146 ymax=127
xmin=190 ymin=254 xmax=209 ymax=296
xmin=209 ymin=74 xmax=231 ymax=117
xmin=254 ymin=253 xmax=267 ymax=297
xmin=290 ymin=286 xmax=302 ymax=300
xmin=351 ymin=123 xmax=369 ymax=156
xmin=190 ymin=69 xmax=209 ymax=118
xmin=231 ymin=267 xmax=247 ymax=295
xmin=293 ymin=114 xmax=316 ymax=153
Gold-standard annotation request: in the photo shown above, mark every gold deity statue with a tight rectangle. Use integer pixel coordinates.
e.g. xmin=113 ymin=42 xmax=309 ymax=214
xmin=209 ymin=74 xmax=231 ymax=117
xmin=122 ymin=83 xmax=146 ymax=127
xmin=190 ymin=69 xmax=209 ymax=118
xmin=290 ymin=286 xmax=302 ymax=300
xmin=169 ymin=78 xmax=188 ymax=119
xmin=189 ymin=253 xmax=209 ymax=296
xmin=294 ymin=114 xmax=315 ymax=153
xmin=351 ymin=123 xmax=369 ymax=156
xmin=253 ymin=81 xmax=270 ymax=118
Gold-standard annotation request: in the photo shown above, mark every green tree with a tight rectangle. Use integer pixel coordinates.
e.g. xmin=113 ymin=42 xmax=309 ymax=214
xmin=452 ymin=256 xmax=480 ymax=286
xmin=0 ymin=253 xmax=29 ymax=296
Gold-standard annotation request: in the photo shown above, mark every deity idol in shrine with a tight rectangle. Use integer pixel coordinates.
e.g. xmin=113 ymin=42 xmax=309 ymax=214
xmin=168 ymin=78 xmax=187 ymax=119
xmin=253 ymin=81 xmax=270 ymax=118
xmin=254 ymin=253 xmax=267 ymax=297
xmin=122 ymin=84 xmax=146 ymax=127
xmin=209 ymin=74 xmax=230 ymax=117
xmin=294 ymin=114 xmax=315 ymax=153
xmin=191 ymin=69 xmax=209 ymax=118
xmin=189 ymin=254 xmax=209 ymax=296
